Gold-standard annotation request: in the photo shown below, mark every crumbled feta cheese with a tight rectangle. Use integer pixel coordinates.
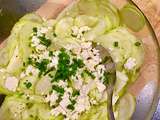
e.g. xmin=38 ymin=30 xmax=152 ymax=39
xmin=96 ymin=81 xmax=106 ymax=93
xmin=58 ymin=80 xmax=67 ymax=88
xmin=80 ymin=81 xmax=95 ymax=96
xmin=31 ymin=36 xmax=40 ymax=47
xmin=60 ymin=92 xmax=70 ymax=110
xmin=39 ymin=27 xmax=49 ymax=34
xmin=26 ymin=65 xmax=39 ymax=76
xmin=124 ymin=57 xmax=137 ymax=70
xmin=74 ymin=79 xmax=83 ymax=90
xmin=81 ymin=49 xmax=89 ymax=60
xmin=20 ymin=72 xmax=26 ymax=78
xmin=39 ymin=51 xmax=51 ymax=60
xmin=45 ymin=91 xmax=59 ymax=106
xmin=5 ymin=76 xmax=19 ymax=92
xmin=70 ymin=113 xmax=79 ymax=120
xmin=50 ymin=106 xmax=66 ymax=116
xmin=108 ymin=47 xmax=113 ymax=52
xmin=49 ymin=56 xmax=59 ymax=68
xmin=72 ymin=26 xmax=79 ymax=36
xmin=81 ymin=42 xmax=92 ymax=49
xmin=71 ymin=26 xmax=90 ymax=40
xmin=36 ymin=44 xmax=47 ymax=52
xmin=26 ymin=29 xmax=110 ymax=119
xmin=75 ymin=96 xmax=90 ymax=113
xmin=79 ymin=26 xmax=91 ymax=33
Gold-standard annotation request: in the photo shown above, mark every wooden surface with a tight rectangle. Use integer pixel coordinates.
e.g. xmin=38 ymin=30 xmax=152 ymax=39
xmin=36 ymin=0 xmax=73 ymax=19
xmin=132 ymin=0 xmax=160 ymax=45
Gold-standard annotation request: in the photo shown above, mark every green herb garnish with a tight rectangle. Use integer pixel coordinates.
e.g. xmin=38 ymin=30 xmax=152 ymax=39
xmin=135 ymin=42 xmax=141 ymax=46
xmin=52 ymin=85 xmax=65 ymax=95
xmin=53 ymin=48 xmax=84 ymax=82
xmin=33 ymin=27 xmax=37 ymax=33
xmin=67 ymin=104 xmax=75 ymax=110
xmin=27 ymin=57 xmax=34 ymax=65
xmin=72 ymin=90 xmax=80 ymax=97
xmin=24 ymin=81 xmax=32 ymax=89
xmin=53 ymin=33 xmax=57 ymax=37
xmin=35 ymin=59 xmax=50 ymax=77
xmin=26 ymin=102 xmax=33 ymax=109
xmin=83 ymin=69 xmax=95 ymax=79
xmin=53 ymin=49 xmax=70 ymax=82
xmin=103 ymin=71 xmax=115 ymax=85
xmin=38 ymin=34 xmax=51 ymax=47
xmin=114 ymin=41 xmax=119 ymax=47
xmin=49 ymin=51 xmax=54 ymax=57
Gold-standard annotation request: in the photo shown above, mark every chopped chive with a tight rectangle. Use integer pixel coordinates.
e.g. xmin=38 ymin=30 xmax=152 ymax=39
xmin=38 ymin=35 xmax=51 ymax=47
xmin=53 ymin=33 xmax=57 ymax=37
xmin=103 ymin=71 xmax=115 ymax=85
xmin=134 ymin=42 xmax=141 ymax=46
xmin=44 ymin=67 xmax=55 ymax=76
xmin=114 ymin=41 xmax=119 ymax=47
xmin=72 ymin=90 xmax=80 ymax=97
xmin=33 ymin=27 xmax=37 ymax=33
xmin=52 ymin=85 xmax=65 ymax=95
xmin=23 ymin=62 xmax=26 ymax=66
xmin=49 ymin=51 xmax=53 ymax=57
xmin=24 ymin=82 xmax=32 ymax=89
xmin=26 ymin=102 xmax=33 ymax=109
xmin=71 ymin=33 xmax=77 ymax=37
xmin=49 ymin=74 xmax=54 ymax=78
xmin=27 ymin=57 xmax=34 ymax=65
xmin=84 ymin=69 xmax=95 ymax=79
xmin=67 ymin=104 xmax=75 ymax=110
xmin=35 ymin=59 xmax=50 ymax=77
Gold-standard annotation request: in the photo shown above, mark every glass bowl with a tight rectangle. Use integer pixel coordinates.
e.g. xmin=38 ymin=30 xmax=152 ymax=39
xmin=0 ymin=0 xmax=159 ymax=120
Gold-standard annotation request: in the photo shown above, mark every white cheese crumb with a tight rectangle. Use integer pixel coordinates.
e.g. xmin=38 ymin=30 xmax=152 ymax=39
xmin=31 ymin=36 xmax=40 ymax=47
xmin=5 ymin=76 xmax=19 ymax=92
xmin=45 ymin=91 xmax=58 ymax=106
xmin=60 ymin=92 xmax=70 ymax=110
xmin=39 ymin=27 xmax=49 ymax=34
xmin=20 ymin=72 xmax=26 ymax=78
xmin=26 ymin=65 xmax=39 ymax=76
xmin=58 ymin=80 xmax=67 ymax=88
xmin=79 ymin=26 xmax=91 ymax=32
xmin=75 ymin=96 xmax=90 ymax=113
xmin=71 ymin=26 xmax=90 ymax=40
xmin=74 ymin=79 xmax=83 ymax=90
xmin=81 ymin=42 xmax=92 ymax=49
xmin=96 ymin=81 xmax=106 ymax=93
xmin=124 ymin=57 xmax=137 ymax=70
xmin=50 ymin=106 xmax=66 ymax=116
xmin=49 ymin=56 xmax=59 ymax=68
xmin=72 ymin=26 xmax=79 ymax=36
xmin=36 ymin=44 xmax=47 ymax=52
xmin=39 ymin=51 xmax=51 ymax=60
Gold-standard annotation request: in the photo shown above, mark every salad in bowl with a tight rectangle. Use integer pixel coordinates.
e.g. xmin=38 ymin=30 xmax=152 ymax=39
xmin=0 ymin=0 xmax=145 ymax=120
